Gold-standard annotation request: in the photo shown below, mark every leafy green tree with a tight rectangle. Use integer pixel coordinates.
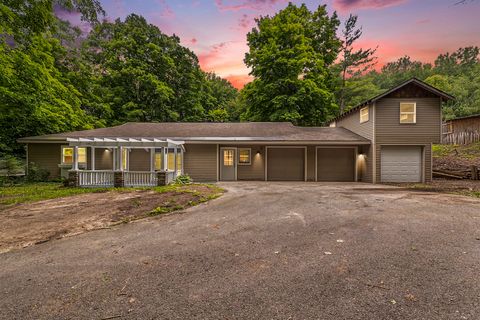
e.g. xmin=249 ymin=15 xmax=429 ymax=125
xmin=82 ymin=14 xmax=238 ymax=123
xmin=0 ymin=0 xmax=104 ymax=41
xmin=0 ymin=0 xmax=104 ymax=156
xmin=374 ymin=56 xmax=433 ymax=89
xmin=0 ymin=36 xmax=94 ymax=155
xmin=337 ymin=14 xmax=377 ymax=112
xmin=203 ymin=72 xmax=239 ymax=121
xmin=242 ymin=3 xmax=341 ymax=125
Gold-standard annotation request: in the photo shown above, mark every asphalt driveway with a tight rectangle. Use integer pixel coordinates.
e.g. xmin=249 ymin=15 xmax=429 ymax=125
xmin=1 ymin=182 xmax=479 ymax=320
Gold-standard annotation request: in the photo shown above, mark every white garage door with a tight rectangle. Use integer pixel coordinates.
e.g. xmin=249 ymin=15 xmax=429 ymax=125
xmin=381 ymin=146 xmax=422 ymax=183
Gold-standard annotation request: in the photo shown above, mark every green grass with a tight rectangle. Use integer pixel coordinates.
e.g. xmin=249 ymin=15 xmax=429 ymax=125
xmin=433 ymin=142 xmax=480 ymax=159
xmin=456 ymin=191 xmax=480 ymax=198
xmin=0 ymin=182 xmax=224 ymax=210
xmin=0 ymin=183 xmax=110 ymax=208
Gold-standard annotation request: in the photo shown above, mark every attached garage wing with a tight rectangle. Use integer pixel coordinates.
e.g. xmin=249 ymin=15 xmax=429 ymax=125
xmin=381 ymin=146 xmax=422 ymax=183
xmin=317 ymin=148 xmax=355 ymax=182
xmin=266 ymin=147 xmax=305 ymax=181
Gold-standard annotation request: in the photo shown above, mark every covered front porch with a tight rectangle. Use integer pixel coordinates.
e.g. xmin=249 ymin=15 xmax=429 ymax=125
xmin=66 ymin=137 xmax=184 ymax=187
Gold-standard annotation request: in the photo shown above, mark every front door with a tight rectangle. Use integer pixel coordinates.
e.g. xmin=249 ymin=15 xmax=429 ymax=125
xmin=220 ymin=148 xmax=236 ymax=181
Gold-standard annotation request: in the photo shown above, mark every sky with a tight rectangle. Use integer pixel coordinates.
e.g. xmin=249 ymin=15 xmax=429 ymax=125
xmin=84 ymin=0 xmax=480 ymax=88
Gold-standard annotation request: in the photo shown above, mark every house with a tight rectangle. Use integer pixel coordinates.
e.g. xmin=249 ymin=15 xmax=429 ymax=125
xmin=442 ymin=114 xmax=480 ymax=145
xmin=18 ymin=78 xmax=454 ymax=187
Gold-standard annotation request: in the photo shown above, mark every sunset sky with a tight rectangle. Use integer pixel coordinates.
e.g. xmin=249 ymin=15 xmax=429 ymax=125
xmin=89 ymin=0 xmax=480 ymax=88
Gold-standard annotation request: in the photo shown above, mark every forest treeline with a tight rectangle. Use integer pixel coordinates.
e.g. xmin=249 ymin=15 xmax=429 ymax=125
xmin=1 ymin=1 xmax=479 ymax=156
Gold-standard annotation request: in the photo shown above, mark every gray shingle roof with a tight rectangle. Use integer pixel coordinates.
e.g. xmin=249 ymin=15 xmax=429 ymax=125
xmin=18 ymin=122 xmax=370 ymax=144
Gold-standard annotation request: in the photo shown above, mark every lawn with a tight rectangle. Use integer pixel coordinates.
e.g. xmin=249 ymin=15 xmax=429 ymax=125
xmin=0 ymin=182 xmax=224 ymax=210
xmin=0 ymin=183 xmax=110 ymax=208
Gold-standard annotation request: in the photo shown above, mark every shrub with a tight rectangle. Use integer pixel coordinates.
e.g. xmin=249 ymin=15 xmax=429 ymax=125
xmin=174 ymin=174 xmax=192 ymax=185
xmin=26 ymin=162 xmax=50 ymax=182
xmin=0 ymin=156 xmax=25 ymax=186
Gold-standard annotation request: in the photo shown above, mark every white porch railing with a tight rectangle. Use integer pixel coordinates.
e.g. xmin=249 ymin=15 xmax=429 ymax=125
xmin=78 ymin=170 xmax=114 ymax=187
xmin=166 ymin=171 xmax=176 ymax=185
xmin=124 ymin=171 xmax=158 ymax=187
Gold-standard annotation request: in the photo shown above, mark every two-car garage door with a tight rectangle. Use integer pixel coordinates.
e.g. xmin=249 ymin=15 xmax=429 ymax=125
xmin=381 ymin=146 xmax=422 ymax=182
xmin=266 ymin=147 xmax=356 ymax=181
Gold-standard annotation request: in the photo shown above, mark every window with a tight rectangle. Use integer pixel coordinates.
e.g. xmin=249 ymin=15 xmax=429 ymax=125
xmin=223 ymin=150 xmax=234 ymax=166
xmin=154 ymin=148 xmax=182 ymax=171
xmin=155 ymin=151 xmax=162 ymax=170
xmin=238 ymin=148 xmax=251 ymax=165
xmin=360 ymin=107 xmax=369 ymax=123
xmin=400 ymin=102 xmax=416 ymax=124
xmin=62 ymin=146 xmax=86 ymax=164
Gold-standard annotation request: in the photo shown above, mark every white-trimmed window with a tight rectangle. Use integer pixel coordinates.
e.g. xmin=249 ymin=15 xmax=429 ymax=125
xmin=238 ymin=148 xmax=251 ymax=165
xmin=155 ymin=148 xmax=182 ymax=171
xmin=360 ymin=107 xmax=369 ymax=123
xmin=61 ymin=146 xmax=86 ymax=164
xmin=400 ymin=102 xmax=416 ymax=124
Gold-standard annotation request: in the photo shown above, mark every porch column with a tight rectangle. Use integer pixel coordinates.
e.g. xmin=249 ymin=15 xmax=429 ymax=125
xmin=181 ymin=148 xmax=184 ymax=175
xmin=119 ymin=146 xmax=124 ymax=171
xmin=112 ymin=148 xmax=116 ymax=170
xmin=73 ymin=146 xmax=79 ymax=171
xmin=174 ymin=147 xmax=178 ymax=178
xmin=91 ymin=147 xmax=95 ymax=171
xmin=163 ymin=147 xmax=168 ymax=171
xmin=150 ymin=148 xmax=155 ymax=172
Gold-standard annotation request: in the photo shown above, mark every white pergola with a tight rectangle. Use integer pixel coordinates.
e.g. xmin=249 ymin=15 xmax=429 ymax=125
xmin=66 ymin=137 xmax=185 ymax=174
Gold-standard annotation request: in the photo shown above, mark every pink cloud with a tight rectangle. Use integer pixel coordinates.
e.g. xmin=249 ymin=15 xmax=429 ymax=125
xmin=157 ymin=0 xmax=175 ymax=18
xmin=333 ymin=0 xmax=407 ymax=12
xmin=198 ymin=42 xmax=229 ymax=68
xmin=225 ymin=74 xmax=253 ymax=89
xmin=237 ymin=14 xmax=254 ymax=30
xmin=215 ymin=0 xmax=288 ymax=11
xmin=416 ymin=19 xmax=430 ymax=24
xmin=54 ymin=5 xmax=92 ymax=34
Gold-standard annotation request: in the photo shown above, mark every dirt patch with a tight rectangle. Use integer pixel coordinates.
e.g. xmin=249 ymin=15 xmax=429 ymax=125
xmin=433 ymin=143 xmax=480 ymax=172
xmin=0 ymin=184 xmax=222 ymax=253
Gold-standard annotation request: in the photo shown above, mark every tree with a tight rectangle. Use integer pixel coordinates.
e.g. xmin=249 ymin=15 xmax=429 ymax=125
xmin=0 ymin=0 xmax=105 ymax=156
xmin=242 ymin=3 xmax=341 ymax=126
xmin=203 ymin=73 xmax=239 ymax=121
xmin=374 ymin=56 xmax=432 ymax=89
xmin=0 ymin=0 xmax=104 ymax=41
xmin=0 ymin=36 xmax=94 ymax=155
xmin=82 ymin=14 xmax=239 ymax=124
xmin=337 ymin=14 xmax=377 ymax=113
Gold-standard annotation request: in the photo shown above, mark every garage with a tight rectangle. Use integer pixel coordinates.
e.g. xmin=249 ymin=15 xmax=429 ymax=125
xmin=266 ymin=147 xmax=305 ymax=181
xmin=316 ymin=148 xmax=355 ymax=181
xmin=381 ymin=146 xmax=422 ymax=182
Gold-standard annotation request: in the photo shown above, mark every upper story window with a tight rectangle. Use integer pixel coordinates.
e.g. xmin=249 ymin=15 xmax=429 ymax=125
xmin=400 ymin=102 xmax=416 ymax=124
xmin=238 ymin=148 xmax=251 ymax=165
xmin=360 ymin=107 xmax=369 ymax=123
xmin=62 ymin=146 xmax=86 ymax=164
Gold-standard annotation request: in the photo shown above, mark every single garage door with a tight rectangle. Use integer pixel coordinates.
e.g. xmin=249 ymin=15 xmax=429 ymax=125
xmin=381 ymin=146 xmax=422 ymax=182
xmin=317 ymin=148 xmax=355 ymax=181
xmin=267 ymin=147 xmax=305 ymax=181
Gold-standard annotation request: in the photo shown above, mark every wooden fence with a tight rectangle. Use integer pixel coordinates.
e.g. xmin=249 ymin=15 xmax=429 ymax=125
xmin=442 ymin=131 xmax=480 ymax=145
